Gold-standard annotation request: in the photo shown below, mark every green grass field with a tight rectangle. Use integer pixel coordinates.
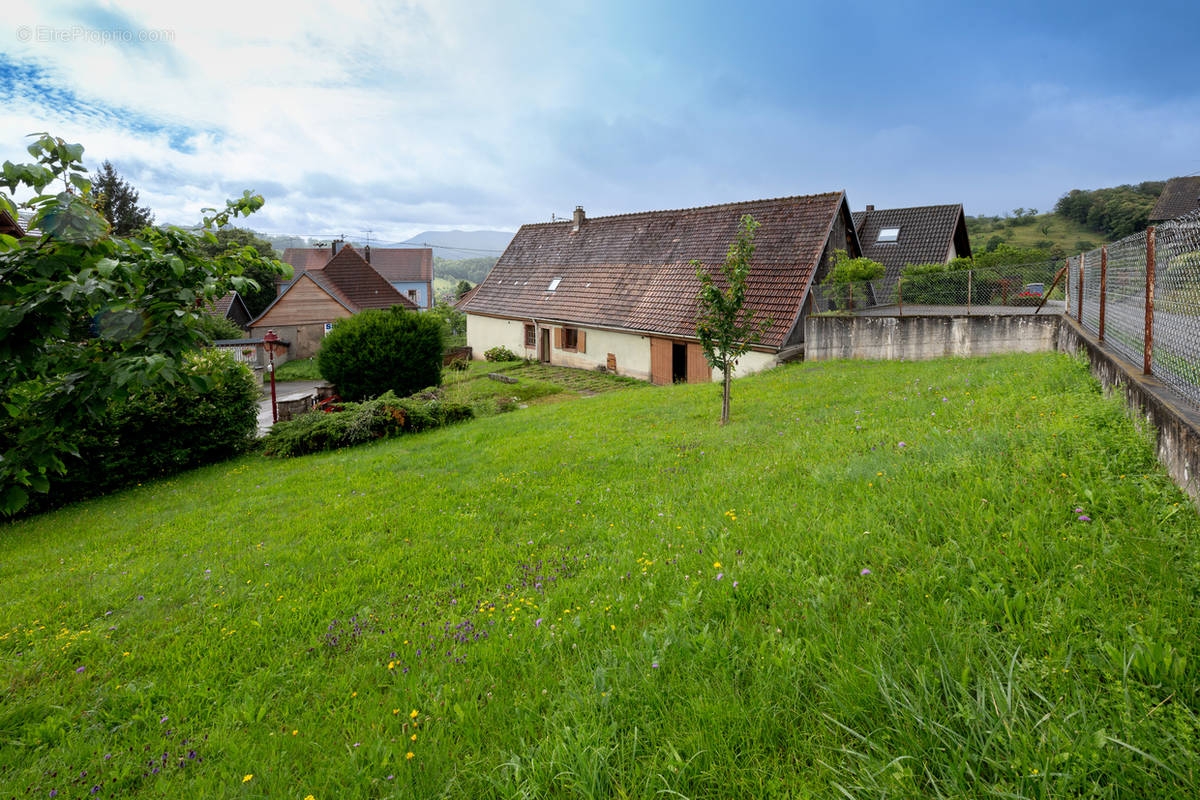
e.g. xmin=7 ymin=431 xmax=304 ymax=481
xmin=4 ymin=353 xmax=1199 ymax=798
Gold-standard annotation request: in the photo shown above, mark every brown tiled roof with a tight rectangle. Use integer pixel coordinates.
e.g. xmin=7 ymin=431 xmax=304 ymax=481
xmin=851 ymin=204 xmax=971 ymax=285
xmin=1149 ymin=177 xmax=1200 ymax=223
xmin=208 ymin=292 xmax=235 ymax=318
xmin=281 ymin=247 xmax=334 ymax=271
xmin=365 ymin=247 xmax=433 ymax=282
xmin=462 ymin=193 xmax=847 ymax=349
xmin=250 ymin=245 xmax=416 ymax=325
xmin=318 ymin=245 xmax=418 ymax=310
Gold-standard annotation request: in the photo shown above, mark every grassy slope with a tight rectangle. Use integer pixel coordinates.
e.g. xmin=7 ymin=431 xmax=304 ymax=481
xmin=3 ymin=353 xmax=1200 ymax=798
xmin=967 ymin=212 xmax=1108 ymax=255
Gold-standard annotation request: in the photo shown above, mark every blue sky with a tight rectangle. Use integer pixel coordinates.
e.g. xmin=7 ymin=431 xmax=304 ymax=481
xmin=3 ymin=0 xmax=1198 ymax=243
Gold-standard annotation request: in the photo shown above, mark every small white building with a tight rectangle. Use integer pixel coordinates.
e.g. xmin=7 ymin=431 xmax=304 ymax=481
xmin=462 ymin=193 xmax=861 ymax=384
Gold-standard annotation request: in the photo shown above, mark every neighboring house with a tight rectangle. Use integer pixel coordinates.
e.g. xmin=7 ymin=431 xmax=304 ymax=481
xmin=249 ymin=244 xmax=417 ymax=361
xmin=0 ymin=208 xmax=23 ymax=237
xmin=279 ymin=242 xmax=434 ymax=309
xmin=1149 ymin=176 xmax=1200 ymax=224
xmin=206 ymin=291 xmax=252 ymax=330
xmin=462 ymin=194 xmax=860 ymax=384
xmin=850 ymin=204 xmax=972 ymax=288
xmin=452 ymin=284 xmax=479 ymax=310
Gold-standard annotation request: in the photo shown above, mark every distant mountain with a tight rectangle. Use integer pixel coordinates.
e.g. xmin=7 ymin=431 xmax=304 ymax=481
xmin=395 ymin=230 xmax=514 ymax=259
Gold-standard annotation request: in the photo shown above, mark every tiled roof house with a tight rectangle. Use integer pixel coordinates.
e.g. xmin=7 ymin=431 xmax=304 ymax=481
xmin=0 ymin=208 xmax=23 ymax=238
xmin=462 ymin=193 xmax=860 ymax=384
xmin=207 ymin=291 xmax=252 ymax=330
xmin=1149 ymin=177 xmax=1200 ymax=223
xmin=850 ymin=204 xmax=972 ymax=288
xmin=278 ymin=243 xmax=434 ymax=308
xmin=249 ymin=244 xmax=417 ymax=360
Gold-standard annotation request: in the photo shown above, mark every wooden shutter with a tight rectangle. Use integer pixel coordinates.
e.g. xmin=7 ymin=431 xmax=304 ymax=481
xmin=649 ymin=337 xmax=672 ymax=385
xmin=555 ymin=327 xmax=564 ymax=349
xmin=577 ymin=330 xmax=586 ymax=353
xmin=686 ymin=343 xmax=711 ymax=383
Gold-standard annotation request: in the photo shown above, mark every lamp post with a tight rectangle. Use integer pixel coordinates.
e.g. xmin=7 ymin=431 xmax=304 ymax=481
xmin=263 ymin=329 xmax=280 ymax=424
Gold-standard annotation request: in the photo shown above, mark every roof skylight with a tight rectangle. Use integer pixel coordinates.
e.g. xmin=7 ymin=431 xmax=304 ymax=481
xmin=877 ymin=227 xmax=900 ymax=243
xmin=547 ymin=277 xmax=562 ymax=291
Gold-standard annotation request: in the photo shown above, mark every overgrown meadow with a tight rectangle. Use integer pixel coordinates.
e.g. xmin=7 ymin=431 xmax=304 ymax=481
xmin=3 ymin=352 xmax=1199 ymax=798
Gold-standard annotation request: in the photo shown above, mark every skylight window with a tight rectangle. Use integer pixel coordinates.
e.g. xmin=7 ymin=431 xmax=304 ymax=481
xmin=547 ymin=277 xmax=562 ymax=291
xmin=877 ymin=227 xmax=900 ymax=243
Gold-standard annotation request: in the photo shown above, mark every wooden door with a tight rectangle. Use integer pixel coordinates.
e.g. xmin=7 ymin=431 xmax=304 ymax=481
xmin=649 ymin=337 xmax=672 ymax=385
xmin=686 ymin=343 xmax=711 ymax=383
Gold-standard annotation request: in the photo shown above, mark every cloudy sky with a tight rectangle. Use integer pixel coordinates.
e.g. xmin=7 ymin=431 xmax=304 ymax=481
xmin=2 ymin=0 xmax=1199 ymax=244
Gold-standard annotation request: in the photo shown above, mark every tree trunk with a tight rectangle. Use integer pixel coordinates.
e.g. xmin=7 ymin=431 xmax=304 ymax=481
xmin=721 ymin=366 xmax=731 ymax=425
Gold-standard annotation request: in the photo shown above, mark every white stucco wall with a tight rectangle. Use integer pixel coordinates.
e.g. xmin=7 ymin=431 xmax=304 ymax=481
xmin=466 ymin=313 xmax=781 ymax=382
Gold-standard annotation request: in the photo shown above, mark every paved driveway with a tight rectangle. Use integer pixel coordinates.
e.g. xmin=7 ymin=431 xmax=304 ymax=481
xmin=257 ymin=380 xmax=330 ymax=436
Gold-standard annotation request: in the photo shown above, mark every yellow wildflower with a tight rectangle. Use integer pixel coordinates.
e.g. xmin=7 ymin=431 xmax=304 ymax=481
xmin=406 ymin=751 xmax=415 ymax=760
xmin=243 ymin=774 xmax=253 ymax=783
xmin=410 ymin=709 xmax=419 ymax=719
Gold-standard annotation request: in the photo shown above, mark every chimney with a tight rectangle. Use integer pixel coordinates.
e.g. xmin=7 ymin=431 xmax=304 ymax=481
xmin=331 ymin=238 xmax=343 ymax=256
xmin=572 ymin=205 xmax=586 ymax=233
xmin=865 ymin=204 xmax=875 ymax=212
xmin=364 ymin=244 xmax=371 ymax=263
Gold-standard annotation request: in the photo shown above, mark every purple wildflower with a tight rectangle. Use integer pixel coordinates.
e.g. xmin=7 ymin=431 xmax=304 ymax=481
xmin=732 ymin=580 xmax=739 ymax=588
xmin=860 ymin=568 xmax=872 ymax=576
xmin=75 ymin=665 xmax=85 ymax=674
xmin=897 ymin=442 xmax=906 ymax=448
xmin=716 ymin=572 xmax=723 ymax=581
xmin=651 ymin=661 xmax=659 ymax=668
xmin=1078 ymin=515 xmax=1091 ymax=522
xmin=160 ymin=716 xmax=168 ymax=724
xmin=1074 ymin=507 xmax=1083 ymax=513
xmin=535 ymin=618 xmax=543 ymax=627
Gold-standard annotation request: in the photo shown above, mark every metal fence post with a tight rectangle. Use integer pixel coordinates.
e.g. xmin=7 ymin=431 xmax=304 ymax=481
xmin=897 ymin=277 xmax=903 ymax=317
xmin=1098 ymin=246 xmax=1107 ymax=342
xmin=1077 ymin=252 xmax=1085 ymax=324
xmin=1144 ymin=226 xmax=1156 ymax=375
xmin=967 ymin=269 xmax=972 ymax=316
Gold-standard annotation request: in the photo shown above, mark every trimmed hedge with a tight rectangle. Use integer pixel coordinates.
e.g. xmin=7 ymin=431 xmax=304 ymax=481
xmin=318 ymin=308 xmax=444 ymax=401
xmin=28 ymin=349 xmax=260 ymax=509
xmin=261 ymin=391 xmax=473 ymax=457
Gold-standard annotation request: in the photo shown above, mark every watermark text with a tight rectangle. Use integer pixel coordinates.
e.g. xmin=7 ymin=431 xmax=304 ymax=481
xmin=16 ymin=25 xmax=175 ymax=45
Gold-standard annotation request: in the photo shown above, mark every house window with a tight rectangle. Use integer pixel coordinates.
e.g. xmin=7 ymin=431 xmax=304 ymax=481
xmin=563 ymin=327 xmax=578 ymax=350
xmin=547 ymin=277 xmax=562 ymax=291
xmin=408 ymin=289 xmax=418 ymax=299
xmin=877 ymin=227 xmax=900 ymax=243
xmin=524 ymin=324 xmax=536 ymax=347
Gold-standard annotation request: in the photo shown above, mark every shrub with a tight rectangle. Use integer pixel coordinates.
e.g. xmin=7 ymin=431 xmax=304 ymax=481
xmin=26 ymin=349 xmax=259 ymax=510
xmin=197 ymin=314 xmax=246 ymax=342
xmin=318 ymin=308 xmax=444 ymax=401
xmin=262 ymin=391 xmax=473 ymax=457
xmin=484 ymin=345 xmax=518 ymax=362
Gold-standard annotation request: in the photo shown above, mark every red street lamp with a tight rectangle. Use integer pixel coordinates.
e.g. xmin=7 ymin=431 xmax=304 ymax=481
xmin=263 ymin=329 xmax=280 ymax=424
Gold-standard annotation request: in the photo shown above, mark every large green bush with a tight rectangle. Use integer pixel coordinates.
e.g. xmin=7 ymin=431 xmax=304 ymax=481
xmin=22 ymin=348 xmax=260 ymax=510
xmin=318 ymin=308 xmax=444 ymax=401
xmin=262 ymin=391 xmax=473 ymax=457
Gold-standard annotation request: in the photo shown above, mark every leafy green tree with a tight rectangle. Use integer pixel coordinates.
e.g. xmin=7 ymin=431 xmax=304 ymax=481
xmin=318 ymin=308 xmax=444 ymax=401
xmin=0 ymin=133 xmax=289 ymax=513
xmin=193 ymin=227 xmax=279 ymax=317
xmin=434 ymin=256 xmax=497 ymax=284
xmin=692 ymin=214 xmax=770 ymax=426
xmin=820 ymin=249 xmax=885 ymax=311
xmin=456 ymin=279 xmax=473 ymax=300
xmin=90 ymin=160 xmax=155 ymax=235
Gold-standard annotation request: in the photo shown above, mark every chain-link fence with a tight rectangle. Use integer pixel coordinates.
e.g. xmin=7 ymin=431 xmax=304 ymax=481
xmin=1066 ymin=208 xmax=1200 ymax=409
xmin=809 ymin=260 xmax=1064 ymax=316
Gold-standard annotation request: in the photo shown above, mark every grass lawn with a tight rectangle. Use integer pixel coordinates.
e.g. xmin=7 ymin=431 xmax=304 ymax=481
xmin=967 ymin=212 xmax=1108 ymax=255
xmin=4 ymin=352 xmax=1199 ymax=798
xmin=441 ymin=360 xmax=644 ymax=415
xmin=269 ymin=358 xmax=324 ymax=382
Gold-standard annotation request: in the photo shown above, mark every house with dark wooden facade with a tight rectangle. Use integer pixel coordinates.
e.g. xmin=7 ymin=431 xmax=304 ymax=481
xmin=206 ymin=291 xmax=252 ymax=330
xmin=462 ymin=193 xmax=860 ymax=384
xmin=850 ymin=204 xmax=972 ymax=288
xmin=249 ymin=244 xmax=417 ymax=361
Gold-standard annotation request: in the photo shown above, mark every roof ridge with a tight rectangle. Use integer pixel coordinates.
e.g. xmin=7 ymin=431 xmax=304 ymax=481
xmin=518 ymin=191 xmax=845 ymax=229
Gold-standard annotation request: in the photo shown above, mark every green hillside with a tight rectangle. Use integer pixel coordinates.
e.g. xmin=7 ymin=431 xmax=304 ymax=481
xmin=3 ymin=354 xmax=1198 ymax=797
xmin=966 ymin=211 xmax=1108 ymax=257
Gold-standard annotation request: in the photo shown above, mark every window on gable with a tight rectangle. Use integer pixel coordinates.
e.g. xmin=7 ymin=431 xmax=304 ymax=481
xmin=408 ymin=289 xmax=418 ymax=299
xmin=547 ymin=277 xmax=562 ymax=291
xmin=877 ymin=227 xmax=900 ymax=243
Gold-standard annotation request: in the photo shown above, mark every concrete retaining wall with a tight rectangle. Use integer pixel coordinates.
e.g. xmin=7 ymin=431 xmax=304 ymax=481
xmin=804 ymin=313 xmax=1061 ymax=362
xmin=1056 ymin=317 xmax=1200 ymax=505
